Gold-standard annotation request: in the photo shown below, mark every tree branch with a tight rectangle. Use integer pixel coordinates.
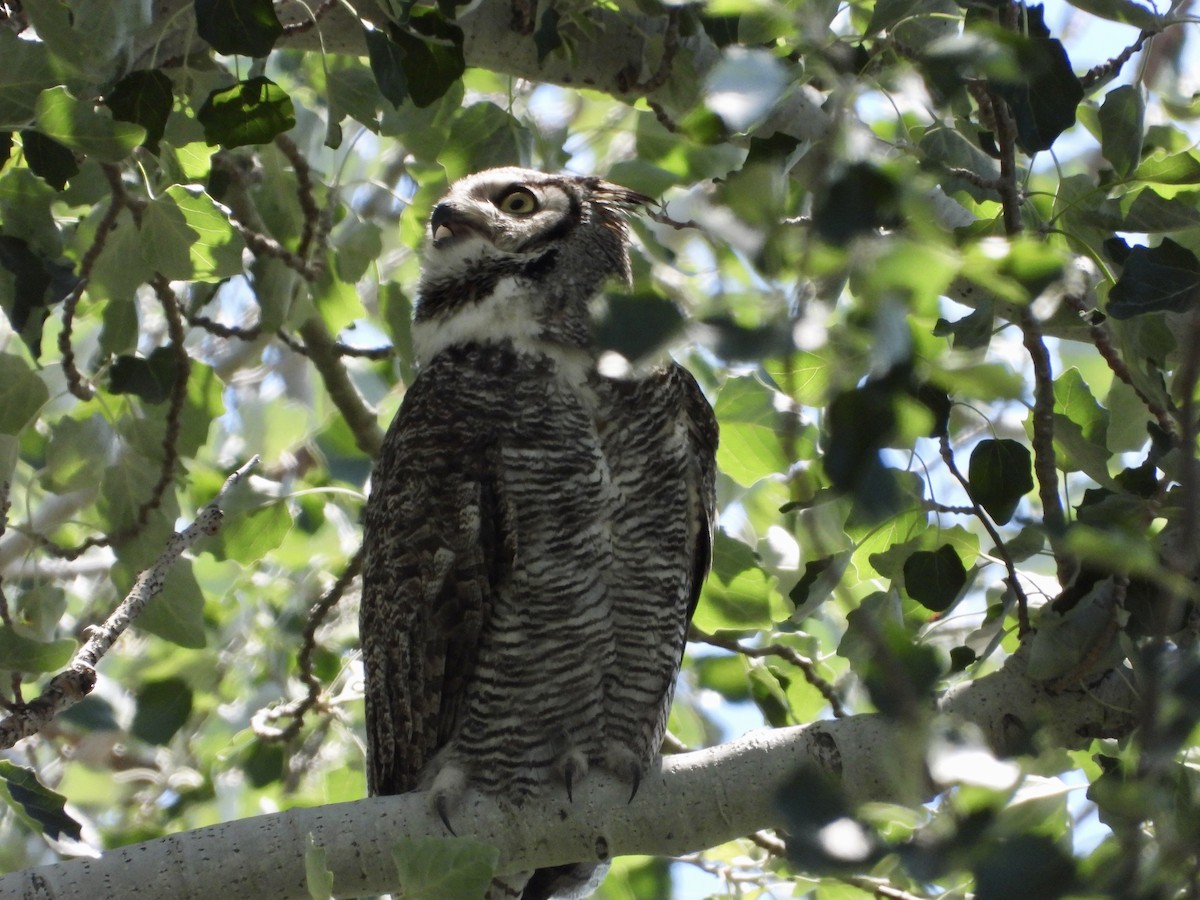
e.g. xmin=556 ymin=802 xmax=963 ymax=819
xmin=0 ymin=648 xmax=1138 ymax=898
xmin=0 ymin=458 xmax=260 ymax=751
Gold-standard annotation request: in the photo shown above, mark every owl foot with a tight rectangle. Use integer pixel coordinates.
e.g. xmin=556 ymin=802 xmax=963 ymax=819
xmin=427 ymin=764 xmax=468 ymax=835
xmin=603 ymin=746 xmax=644 ymax=803
xmin=559 ymin=749 xmax=589 ymax=803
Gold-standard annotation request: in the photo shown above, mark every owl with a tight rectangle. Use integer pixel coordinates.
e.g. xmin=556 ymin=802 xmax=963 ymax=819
xmin=361 ymin=168 xmax=718 ymax=899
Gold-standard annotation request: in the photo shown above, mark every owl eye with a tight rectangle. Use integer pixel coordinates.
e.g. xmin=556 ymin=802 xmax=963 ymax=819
xmin=497 ymin=187 xmax=539 ymax=216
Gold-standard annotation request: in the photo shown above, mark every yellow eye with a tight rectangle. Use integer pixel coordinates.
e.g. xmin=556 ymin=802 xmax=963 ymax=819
xmin=497 ymin=187 xmax=538 ymax=215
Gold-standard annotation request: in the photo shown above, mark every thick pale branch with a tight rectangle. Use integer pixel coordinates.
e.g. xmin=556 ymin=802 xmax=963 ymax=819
xmin=0 ymin=650 xmax=1138 ymax=899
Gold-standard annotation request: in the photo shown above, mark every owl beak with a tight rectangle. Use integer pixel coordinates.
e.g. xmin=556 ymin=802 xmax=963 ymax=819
xmin=430 ymin=203 xmax=483 ymax=248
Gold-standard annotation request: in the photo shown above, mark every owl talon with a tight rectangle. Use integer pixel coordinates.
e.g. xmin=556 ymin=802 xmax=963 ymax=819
xmin=627 ymin=768 xmax=641 ymax=804
xmin=436 ymin=794 xmax=457 ymax=836
xmin=560 ymin=751 xmax=589 ymax=803
xmin=427 ymin=764 xmax=467 ymax=835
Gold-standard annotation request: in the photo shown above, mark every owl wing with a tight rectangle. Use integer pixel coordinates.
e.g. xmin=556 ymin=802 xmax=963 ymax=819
xmin=679 ymin=363 xmax=719 ymax=620
xmin=361 ymin=363 xmax=514 ymax=796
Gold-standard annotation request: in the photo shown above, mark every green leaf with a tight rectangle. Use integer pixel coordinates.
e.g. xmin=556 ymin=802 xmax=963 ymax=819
xmin=1062 ymin=0 xmax=1160 ymax=29
xmin=1106 ymin=238 xmax=1200 ymax=319
xmin=305 ymin=834 xmax=335 ymax=900
xmin=138 ymin=194 xmax=195 ymax=279
xmin=105 ymin=70 xmax=173 ymax=154
xmin=44 ymin=415 xmax=117 ymax=492
xmin=903 ymin=545 xmax=967 ymax=612
xmin=19 ymin=130 xmax=78 ymax=191
xmin=714 ymin=376 xmax=793 ymax=487
xmin=135 ymin=186 xmax=245 ymax=281
xmin=197 ymin=77 xmax=295 ymax=149
xmin=0 ymin=353 xmax=49 ymax=434
xmin=34 ymin=86 xmax=145 ymax=163
xmin=1098 ymin=85 xmax=1144 ymax=177
xmin=131 ymin=677 xmax=194 ymax=745
xmin=132 ymin=559 xmax=207 ymax=649
xmin=391 ymin=836 xmax=498 ymax=900
xmin=968 ymin=439 xmax=1033 ymax=525
xmin=1118 ymin=188 xmax=1200 ymax=232
xmin=0 ymin=626 xmax=75 ymax=673
xmin=1053 ymin=368 xmax=1107 ymax=446
xmin=213 ymin=499 xmax=294 ymax=564
xmin=694 ymin=532 xmax=778 ymax=632
xmin=0 ymin=761 xmax=83 ymax=842
xmin=195 ymin=0 xmax=283 ymax=57
xmin=0 ymin=31 xmax=60 ymax=127
xmin=1132 ymin=150 xmax=1200 ymax=189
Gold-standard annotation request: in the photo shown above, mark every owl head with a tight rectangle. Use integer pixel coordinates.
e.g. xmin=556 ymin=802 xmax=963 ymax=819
xmin=412 ymin=168 xmax=651 ymax=366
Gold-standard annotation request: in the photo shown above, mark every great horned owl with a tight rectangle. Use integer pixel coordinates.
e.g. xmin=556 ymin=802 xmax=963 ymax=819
xmin=361 ymin=168 xmax=718 ymax=899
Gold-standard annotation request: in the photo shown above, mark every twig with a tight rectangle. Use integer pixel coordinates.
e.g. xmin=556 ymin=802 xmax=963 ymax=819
xmin=274 ymin=134 xmax=320 ymax=263
xmin=253 ymin=549 xmax=363 ymax=742
xmin=1062 ymin=294 xmax=1175 ymax=437
xmin=691 ymin=627 xmax=846 ymax=718
xmin=58 ymin=164 xmax=128 ymax=401
xmin=38 ymin=278 xmax=191 ymax=560
xmin=1079 ymin=29 xmax=1156 ymax=92
xmin=298 ymin=318 xmax=384 ymax=458
xmin=939 ymin=432 xmax=1032 ymax=636
xmin=1174 ymin=314 xmax=1200 ymax=579
xmin=1022 ymin=306 xmax=1070 ymax=584
xmin=0 ymin=457 xmax=260 ymax=750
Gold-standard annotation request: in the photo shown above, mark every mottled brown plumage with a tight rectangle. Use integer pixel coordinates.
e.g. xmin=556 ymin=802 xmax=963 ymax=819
xmin=361 ymin=168 xmax=717 ymax=899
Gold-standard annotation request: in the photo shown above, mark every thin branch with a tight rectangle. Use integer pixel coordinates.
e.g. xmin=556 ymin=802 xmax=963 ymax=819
xmin=691 ymin=626 xmax=846 ymax=718
xmin=939 ymin=432 xmax=1032 ymax=636
xmin=0 ymin=457 xmax=260 ymax=750
xmin=58 ymin=164 xmax=128 ymax=401
xmin=1062 ymin=293 xmax=1175 ymax=437
xmin=1022 ymin=306 xmax=1071 ymax=584
xmin=1079 ymin=28 xmax=1156 ymax=92
xmin=297 ymin=317 xmax=385 ymax=458
xmin=274 ymin=134 xmax=321 ymax=263
xmin=37 ymin=278 xmax=191 ymax=560
xmin=254 ymin=549 xmax=363 ymax=742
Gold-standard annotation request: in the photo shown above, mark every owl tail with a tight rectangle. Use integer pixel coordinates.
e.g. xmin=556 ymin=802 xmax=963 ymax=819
xmin=488 ymin=862 xmax=609 ymax=900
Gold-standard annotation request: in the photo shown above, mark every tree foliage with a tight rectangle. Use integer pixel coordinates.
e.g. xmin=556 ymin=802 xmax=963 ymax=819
xmin=1 ymin=0 xmax=1199 ymax=897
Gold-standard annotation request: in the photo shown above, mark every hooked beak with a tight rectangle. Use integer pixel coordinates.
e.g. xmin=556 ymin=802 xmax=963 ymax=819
xmin=430 ymin=203 xmax=485 ymax=248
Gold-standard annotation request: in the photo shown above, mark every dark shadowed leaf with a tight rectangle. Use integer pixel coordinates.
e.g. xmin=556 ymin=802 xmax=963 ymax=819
xmin=973 ymin=835 xmax=1076 ymax=900
xmin=197 ymin=77 xmax=295 ymax=148
xmin=131 ymin=678 xmax=194 ymax=745
xmin=968 ymin=439 xmax=1033 ymax=525
xmin=1107 ymin=238 xmax=1200 ymax=319
xmin=365 ymin=26 xmax=409 ymax=108
xmin=592 ymin=292 xmax=684 ymax=362
xmin=194 ymin=0 xmax=283 ymax=57
xmin=1098 ymin=84 xmax=1144 ymax=177
xmin=990 ymin=8 xmax=1083 ymax=153
xmin=0 ymin=235 xmax=80 ymax=357
xmin=105 ymin=69 xmax=173 ymax=154
xmin=904 ymin=545 xmax=967 ymax=612
xmin=535 ymin=5 xmax=562 ymax=64
xmin=108 ymin=345 xmax=180 ymax=404
xmin=813 ymin=163 xmax=902 ymax=245
xmin=19 ymin=130 xmax=77 ymax=191
xmin=0 ymin=762 xmax=83 ymax=842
